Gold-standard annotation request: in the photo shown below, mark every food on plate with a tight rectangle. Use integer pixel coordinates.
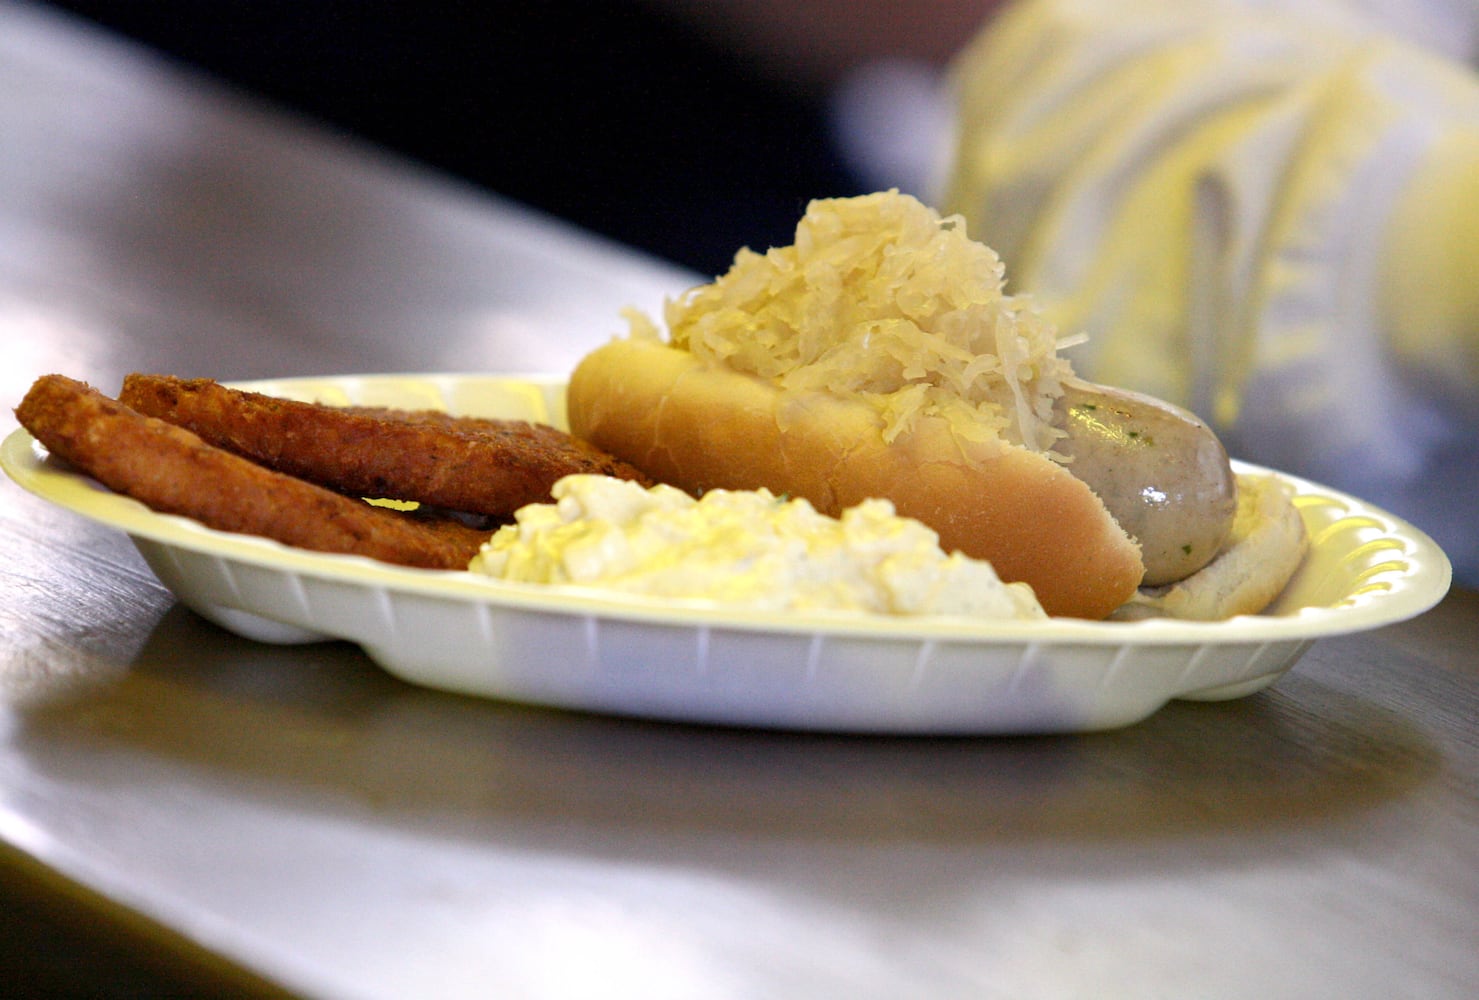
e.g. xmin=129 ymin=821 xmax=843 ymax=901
xmin=1050 ymin=379 xmax=1236 ymax=587
xmin=14 ymin=192 xmax=1311 ymax=626
xmin=472 ymin=474 xmax=1047 ymax=619
xmin=568 ymin=190 xmax=1307 ymax=619
xmin=1113 ymin=472 xmax=1309 ymax=621
xmin=118 ymin=373 xmax=652 ymax=517
xmin=15 ymin=374 xmax=492 ymax=568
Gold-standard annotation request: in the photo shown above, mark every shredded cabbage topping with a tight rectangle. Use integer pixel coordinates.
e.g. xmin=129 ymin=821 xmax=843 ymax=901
xmin=626 ymin=190 xmax=1076 ymax=452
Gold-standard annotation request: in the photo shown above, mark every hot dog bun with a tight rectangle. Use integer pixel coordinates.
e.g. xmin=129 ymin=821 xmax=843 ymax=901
xmin=569 ymin=336 xmax=1145 ymax=619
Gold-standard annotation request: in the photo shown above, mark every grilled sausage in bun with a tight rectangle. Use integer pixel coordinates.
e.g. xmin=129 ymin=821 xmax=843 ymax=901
xmin=568 ymin=192 xmax=1306 ymax=619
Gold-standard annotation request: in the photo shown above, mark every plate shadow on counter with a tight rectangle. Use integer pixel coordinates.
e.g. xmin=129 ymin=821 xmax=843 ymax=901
xmin=1 ymin=600 xmax=1450 ymax=995
xmin=12 ymin=602 xmax=1443 ymax=853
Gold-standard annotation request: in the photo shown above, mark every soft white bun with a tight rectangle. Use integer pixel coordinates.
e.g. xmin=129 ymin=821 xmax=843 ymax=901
xmin=1112 ymin=473 xmax=1309 ymax=621
xmin=568 ymin=337 xmax=1146 ymax=619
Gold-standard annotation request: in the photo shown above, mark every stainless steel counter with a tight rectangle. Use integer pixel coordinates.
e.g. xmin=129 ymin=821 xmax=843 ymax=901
xmin=2 ymin=4 xmax=1476 ymax=997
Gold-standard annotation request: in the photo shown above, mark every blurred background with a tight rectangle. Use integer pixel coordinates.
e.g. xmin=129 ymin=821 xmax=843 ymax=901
xmin=40 ymin=0 xmax=993 ymax=278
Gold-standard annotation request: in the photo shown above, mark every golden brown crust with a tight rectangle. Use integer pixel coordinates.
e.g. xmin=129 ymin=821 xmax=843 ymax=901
xmin=568 ymin=338 xmax=1146 ymax=619
xmin=16 ymin=375 xmax=491 ymax=569
xmin=119 ymin=374 xmax=651 ymax=517
xmin=1111 ymin=474 xmax=1310 ymax=621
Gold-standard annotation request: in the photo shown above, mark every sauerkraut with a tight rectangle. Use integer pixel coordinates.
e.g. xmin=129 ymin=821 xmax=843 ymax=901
xmin=625 ymin=190 xmax=1076 ymax=452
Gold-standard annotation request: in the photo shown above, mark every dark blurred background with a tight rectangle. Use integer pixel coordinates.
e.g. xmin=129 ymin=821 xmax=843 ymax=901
xmin=41 ymin=0 xmax=875 ymax=278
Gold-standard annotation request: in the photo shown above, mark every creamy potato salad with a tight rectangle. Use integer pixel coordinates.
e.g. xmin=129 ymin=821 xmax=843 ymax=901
xmin=471 ymin=475 xmax=1045 ymax=619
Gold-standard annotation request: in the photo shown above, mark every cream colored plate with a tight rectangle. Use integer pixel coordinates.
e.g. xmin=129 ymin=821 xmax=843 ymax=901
xmin=3 ymin=374 xmax=1453 ymax=733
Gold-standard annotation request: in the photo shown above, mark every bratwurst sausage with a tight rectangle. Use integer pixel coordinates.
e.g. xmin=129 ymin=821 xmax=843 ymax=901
xmin=1052 ymin=379 xmax=1237 ymax=585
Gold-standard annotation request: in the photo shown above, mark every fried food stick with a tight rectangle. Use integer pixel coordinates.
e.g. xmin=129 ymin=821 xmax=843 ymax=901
xmin=119 ymin=374 xmax=652 ymax=516
xmin=15 ymin=375 xmax=491 ymax=569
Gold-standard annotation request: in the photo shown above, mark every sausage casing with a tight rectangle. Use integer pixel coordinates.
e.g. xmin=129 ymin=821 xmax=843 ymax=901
xmin=1052 ymin=379 xmax=1237 ymax=586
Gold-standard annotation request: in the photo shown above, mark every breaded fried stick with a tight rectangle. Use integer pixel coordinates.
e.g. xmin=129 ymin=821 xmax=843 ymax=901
xmin=15 ymin=375 xmax=490 ymax=569
xmin=120 ymin=374 xmax=652 ymax=516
